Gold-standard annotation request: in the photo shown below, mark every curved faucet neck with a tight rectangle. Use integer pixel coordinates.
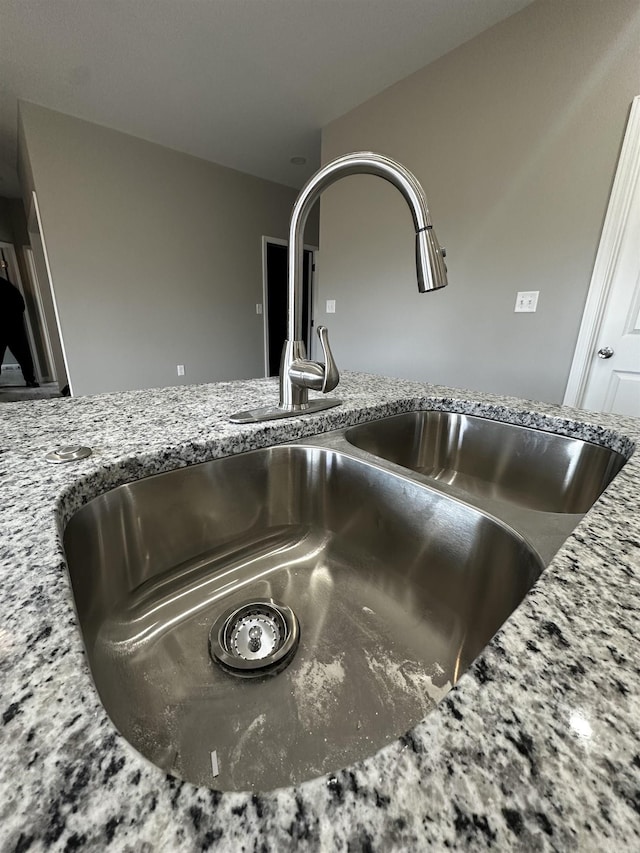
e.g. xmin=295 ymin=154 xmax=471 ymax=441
xmin=286 ymin=151 xmax=438 ymax=341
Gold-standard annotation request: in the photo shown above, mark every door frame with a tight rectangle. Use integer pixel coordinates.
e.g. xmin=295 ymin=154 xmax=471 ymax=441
xmin=23 ymin=245 xmax=57 ymax=382
xmin=261 ymin=236 xmax=317 ymax=378
xmin=28 ymin=191 xmax=72 ymax=393
xmin=563 ymin=95 xmax=640 ymax=408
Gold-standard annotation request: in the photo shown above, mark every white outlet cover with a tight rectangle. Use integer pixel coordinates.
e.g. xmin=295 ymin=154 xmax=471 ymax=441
xmin=326 ymin=299 xmax=336 ymax=313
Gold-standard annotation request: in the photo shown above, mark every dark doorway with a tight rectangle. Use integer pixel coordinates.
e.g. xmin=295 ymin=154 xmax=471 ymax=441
xmin=265 ymin=240 xmax=314 ymax=377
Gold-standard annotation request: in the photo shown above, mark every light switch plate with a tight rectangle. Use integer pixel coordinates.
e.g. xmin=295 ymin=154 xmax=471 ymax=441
xmin=326 ymin=299 xmax=336 ymax=314
xmin=515 ymin=291 xmax=539 ymax=312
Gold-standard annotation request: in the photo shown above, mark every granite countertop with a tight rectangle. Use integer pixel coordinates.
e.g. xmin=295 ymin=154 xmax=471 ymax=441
xmin=1 ymin=372 xmax=639 ymax=852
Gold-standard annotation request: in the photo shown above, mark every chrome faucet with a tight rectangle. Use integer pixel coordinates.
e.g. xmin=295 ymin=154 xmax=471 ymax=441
xmin=230 ymin=151 xmax=448 ymax=424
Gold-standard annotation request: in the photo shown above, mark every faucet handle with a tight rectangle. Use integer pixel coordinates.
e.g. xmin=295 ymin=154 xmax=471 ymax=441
xmin=316 ymin=325 xmax=339 ymax=392
xmin=288 ymin=325 xmax=340 ymax=394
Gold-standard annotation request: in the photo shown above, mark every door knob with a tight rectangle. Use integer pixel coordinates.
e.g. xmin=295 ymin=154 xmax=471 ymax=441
xmin=597 ymin=346 xmax=614 ymax=359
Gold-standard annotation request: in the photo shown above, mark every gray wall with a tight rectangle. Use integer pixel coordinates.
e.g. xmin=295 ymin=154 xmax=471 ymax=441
xmin=318 ymin=0 xmax=640 ymax=403
xmin=18 ymin=102 xmax=311 ymax=395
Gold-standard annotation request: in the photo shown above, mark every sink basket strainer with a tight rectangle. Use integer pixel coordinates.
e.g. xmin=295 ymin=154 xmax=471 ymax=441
xmin=209 ymin=598 xmax=300 ymax=678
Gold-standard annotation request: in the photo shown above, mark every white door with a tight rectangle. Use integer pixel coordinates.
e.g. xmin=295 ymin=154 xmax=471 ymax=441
xmin=564 ymin=96 xmax=640 ymax=418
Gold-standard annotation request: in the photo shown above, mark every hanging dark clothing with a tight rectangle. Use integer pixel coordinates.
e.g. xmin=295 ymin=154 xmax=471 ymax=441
xmin=0 ymin=276 xmax=36 ymax=385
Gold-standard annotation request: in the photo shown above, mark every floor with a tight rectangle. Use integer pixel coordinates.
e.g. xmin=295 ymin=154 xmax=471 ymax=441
xmin=0 ymin=365 xmax=61 ymax=403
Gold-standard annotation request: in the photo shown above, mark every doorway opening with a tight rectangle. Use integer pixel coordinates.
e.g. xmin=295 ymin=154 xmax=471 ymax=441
xmin=262 ymin=237 xmax=316 ymax=377
xmin=0 ymin=240 xmax=53 ymax=382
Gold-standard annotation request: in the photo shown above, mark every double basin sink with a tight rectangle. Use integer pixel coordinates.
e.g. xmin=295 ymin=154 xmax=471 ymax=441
xmin=63 ymin=410 xmax=627 ymax=792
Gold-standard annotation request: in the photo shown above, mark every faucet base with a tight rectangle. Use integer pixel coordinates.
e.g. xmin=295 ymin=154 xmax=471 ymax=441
xmin=229 ymin=398 xmax=341 ymax=424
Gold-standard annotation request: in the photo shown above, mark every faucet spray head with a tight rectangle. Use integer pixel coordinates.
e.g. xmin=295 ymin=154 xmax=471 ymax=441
xmin=416 ymin=226 xmax=448 ymax=293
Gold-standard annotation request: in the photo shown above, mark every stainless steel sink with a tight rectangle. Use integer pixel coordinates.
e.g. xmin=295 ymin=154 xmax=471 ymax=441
xmin=63 ymin=443 xmax=542 ymax=792
xmin=345 ymin=411 xmax=626 ymax=514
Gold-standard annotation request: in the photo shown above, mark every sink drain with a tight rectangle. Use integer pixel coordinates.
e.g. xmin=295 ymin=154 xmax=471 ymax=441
xmin=209 ymin=599 xmax=300 ymax=678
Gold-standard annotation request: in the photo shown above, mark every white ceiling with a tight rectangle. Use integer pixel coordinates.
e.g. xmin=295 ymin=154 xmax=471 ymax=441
xmin=0 ymin=0 xmax=531 ymax=197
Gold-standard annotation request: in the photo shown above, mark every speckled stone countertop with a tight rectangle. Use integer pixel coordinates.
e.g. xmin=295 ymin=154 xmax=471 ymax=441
xmin=1 ymin=372 xmax=639 ymax=852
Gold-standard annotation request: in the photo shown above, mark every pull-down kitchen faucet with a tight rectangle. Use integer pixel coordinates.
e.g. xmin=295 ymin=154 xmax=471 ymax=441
xmin=230 ymin=151 xmax=448 ymax=424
